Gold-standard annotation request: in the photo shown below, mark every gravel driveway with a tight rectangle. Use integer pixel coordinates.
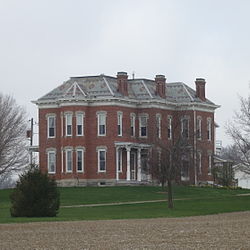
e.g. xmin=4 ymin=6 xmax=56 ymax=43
xmin=0 ymin=211 xmax=250 ymax=250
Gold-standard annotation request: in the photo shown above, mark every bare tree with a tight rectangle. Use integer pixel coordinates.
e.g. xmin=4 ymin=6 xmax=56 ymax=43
xmin=226 ymin=95 xmax=250 ymax=174
xmin=150 ymin=111 xmax=192 ymax=209
xmin=0 ymin=93 xmax=29 ymax=179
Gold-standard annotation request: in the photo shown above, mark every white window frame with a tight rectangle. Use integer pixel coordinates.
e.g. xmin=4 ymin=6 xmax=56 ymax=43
xmin=197 ymin=117 xmax=202 ymax=140
xmin=130 ymin=113 xmax=136 ymax=137
xmin=118 ymin=149 xmax=122 ymax=172
xmin=47 ymin=151 xmax=56 ymax=174
xmin=47 ymin=116 xmax=56 ymax=138
xmin=156 ymin=114 xmax=161 ymax=139
xmin=139 ymin=114 xmax=148 ymax=138
xmin=76 ymin=149 xmax=84 ymax=173
xmin=65 ymin=113 xmax=73 ymax=136
xmin=97 ymin=149 xmax=106 ymax=172
xmin=208 ymin=154 xmax=212 ymax=175
xmin=97 ymin=112 xmax=107 ymax=136
xmin=117 ymin=112 xmax=123 ymax=136
xmin=207 ymin=118 xmax=212 ymax=141
xmin=198 ymin=151 xmax=202 ymax=175
xmin=181 ymin=117 xmax=189 ymax=139
xmin=168 ymin=116 xmax=172 ymax=140
xmin=76 ymin=113 xmax=84 ymax=136
xmin=66 ymin=149 xmax=73 ymax=173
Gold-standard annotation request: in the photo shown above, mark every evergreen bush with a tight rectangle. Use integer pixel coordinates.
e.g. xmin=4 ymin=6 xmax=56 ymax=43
xmin=10 ymin=168 xmax=60 ymax=217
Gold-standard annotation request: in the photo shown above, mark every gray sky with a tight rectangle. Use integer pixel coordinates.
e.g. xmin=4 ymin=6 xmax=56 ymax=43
xmin=1 ymin=0 xmax=250 ymax=146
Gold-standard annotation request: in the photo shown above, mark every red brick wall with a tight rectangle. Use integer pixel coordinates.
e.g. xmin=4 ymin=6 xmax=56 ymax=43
xmin=39 ymin=105 xmax=215 ymax=184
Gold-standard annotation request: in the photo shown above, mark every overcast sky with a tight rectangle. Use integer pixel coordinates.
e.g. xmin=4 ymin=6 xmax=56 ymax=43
xmin=1 ymin=0 xmax=250 ymax=146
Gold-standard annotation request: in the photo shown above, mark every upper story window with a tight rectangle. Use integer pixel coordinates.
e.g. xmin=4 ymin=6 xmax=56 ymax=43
xmin=130 ymin=113 xmax=135 ymax=137
xmin=76 ymin=113 xmax=84 ymax=136
xmin=168 ymin=116 xmax=172 ymax=140
xmin=97 ymin=148 xmax=106 ymax=172
xmin=47 ymin=115 xmax=56 ymax=138
xmin=181 ymin=117 xmax=189 ymax=139
xmin=66 ymin=149 xmax=73 ymax=172
xmin=97 ymin=112 xmax=107 ymax=136
xmin=65 ymin=113 xmax=72 ymax=136
xmin=47 ymin=150 xmax=56 ymax=174
xmin=117 ymin=112 xmax=123 ymax=136
xmin=76 ymin=148 xmax=84 ymax=172
xmin=156 ymin=114 xmax=161 ymax=139
xmin=207 ymin=118 xmax=212 ymax=141
xmin=197 ymin=117 xmax=202 ymax=140
xmin=139 ymin=114 xmax=148 ymax=137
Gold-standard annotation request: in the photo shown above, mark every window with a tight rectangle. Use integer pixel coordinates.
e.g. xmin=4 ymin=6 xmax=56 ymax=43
xmin=118 ymin=149 xmax=122 ymax=172
xmin=65 ymin=113 xmax=72 ymax=136
xmin=139 ymin=115 xmax=148 ymax=137
xmin=66 ymin=149 xmax=73 ymax=172
xmin=198 ymin=152 xmax=202 ymax=175
xmin=98 ymin=149 xmax=106 ymax=172
xmin=181 ymin=118 xmax=189 ymax=139
xmin=76 ymin=149 xmax=84 ymax=172
xmin=181 ymin=156 xmax=189 ymax=181
xmin=207 ymin=118 xmax=212 ymax=141
xmin=97 ymin=112 xmax=106 ymax=136
xmin=76 ymin=113 xmax=84 ymax=136
xmin=117 ymin=112 xmax=123 ymax=136
xmin=168 ymin=116 xmax=172 ymax=139
xmin=48 ymin=116 xmax=55 ymax=138
xmin=130 ymin=114 xmax=135 ymax=137
xmin=48 ymin=151 xmax=56 ymax=174
xmin=208 ymin=155 xmax=212 ymax=175
xmin=156 ymin=114 xmax=161 ymax=139
xmin=197 ymin=117 xmax=202 ymax=139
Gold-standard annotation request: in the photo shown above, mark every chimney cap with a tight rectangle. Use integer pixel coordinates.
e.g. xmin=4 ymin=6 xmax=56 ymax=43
xmin=155 ymin=74 xmax=166 ymax=79
xmin=195 ymin=78 xmax=206 ymax=82
xmin=117 ymin=72 xmax=128 ymax=76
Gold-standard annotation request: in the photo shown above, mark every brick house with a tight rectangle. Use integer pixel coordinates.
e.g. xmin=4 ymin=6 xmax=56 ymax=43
xmin=33 ymin=72 xmax=219 ymax=186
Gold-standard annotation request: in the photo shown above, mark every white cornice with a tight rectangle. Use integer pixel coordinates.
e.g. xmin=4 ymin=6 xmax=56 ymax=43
xmin=34 ymin=97 xmax=219 ymax=113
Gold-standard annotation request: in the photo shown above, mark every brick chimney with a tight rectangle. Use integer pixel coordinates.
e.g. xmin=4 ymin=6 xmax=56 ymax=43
xmin=195 ymin=78 xmax=206 ymax=101
xmin=155 ymin=75 xmax=166 ymax=98
xmin=117 ymin=72 xmax=128 ymax=96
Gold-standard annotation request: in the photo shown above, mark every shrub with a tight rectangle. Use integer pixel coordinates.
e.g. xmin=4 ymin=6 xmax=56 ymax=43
xmin=10 ymin=168 xmax=60 ymax=217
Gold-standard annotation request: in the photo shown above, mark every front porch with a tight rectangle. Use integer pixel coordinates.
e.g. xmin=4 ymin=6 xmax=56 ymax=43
xmin=115 ymin=142 xmax=151 ymax=183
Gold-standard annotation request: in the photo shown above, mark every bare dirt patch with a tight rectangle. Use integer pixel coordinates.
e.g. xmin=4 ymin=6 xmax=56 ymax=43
xmin=0 ymin=211 xmax=250 ymax=250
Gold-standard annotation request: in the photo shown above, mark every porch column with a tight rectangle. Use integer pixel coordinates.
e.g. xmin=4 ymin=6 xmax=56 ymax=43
xmin=137 ymin=148 xmax=141 ymax=181
xmin=126 ymin=146 xmax=131 ymax=181
xmin=116 ymin=147 xmax=119 ymax=181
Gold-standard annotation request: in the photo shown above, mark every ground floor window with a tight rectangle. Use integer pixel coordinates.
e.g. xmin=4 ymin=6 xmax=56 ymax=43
xmin=98 ymin=149 xmax=106 ymax=172
xmin=48 ymin=151 xmax=56 ymax=174
xmin=76 ymin=149 xmax=84 ymax=172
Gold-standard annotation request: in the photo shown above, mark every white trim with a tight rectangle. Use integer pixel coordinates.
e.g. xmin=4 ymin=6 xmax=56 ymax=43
xmin=168 ymin=115 xmax=172 ymax=140
xmin=65 ymin=113 xmax=73 ymax=136
xmin=47 ymin=150 xmax=56 ymax=174
xmin=47 ymin=115 xmax=56 ymax=138
xmin=130 ymin=113 xmax=136 ymax=137
xmin=64 ymin=81 xmax=87 ymax=97
xmin=141 ymin=80 xmax=153 ymax=99
xmin=37 ymin=100 xmax=219 ymax=113
xmin=97 ymin=148 xmax=106 ymax=172
xmin=139 ymin=115 xmax=148 ymax=138
xmin=156 ymin=114 xmax=161 ymax=139
xmin=65 ymin=149 xmax=73 ymax=173
xmin=182 ymin=83 xmax=194 ymax=102
xmin=103 ymin=77 xmax=115 ymax=96
xmin=207 ymin=118 xmax=212 ymax=141
xmin=117 ymin=111 xmax=123 ymax=136
xmin=76 ymin=113 xmax=84 ymax=136
xmin=97 ymin=112 xmax=106 ymax=136
xmin=76 ymin=149 xmax=84 ymax=173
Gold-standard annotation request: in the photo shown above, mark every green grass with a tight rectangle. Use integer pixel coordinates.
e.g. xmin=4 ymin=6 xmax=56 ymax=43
xmin=0 ymin=186 xmax=250 ymax=223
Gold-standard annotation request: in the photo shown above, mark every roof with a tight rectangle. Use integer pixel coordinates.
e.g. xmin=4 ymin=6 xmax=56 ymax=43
xmin=35 ymin=74 xmax=217 ymax=106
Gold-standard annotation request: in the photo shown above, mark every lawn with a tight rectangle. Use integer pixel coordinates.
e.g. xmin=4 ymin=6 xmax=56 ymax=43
xmin=0 ymin=186 xmax=250 ymax=223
